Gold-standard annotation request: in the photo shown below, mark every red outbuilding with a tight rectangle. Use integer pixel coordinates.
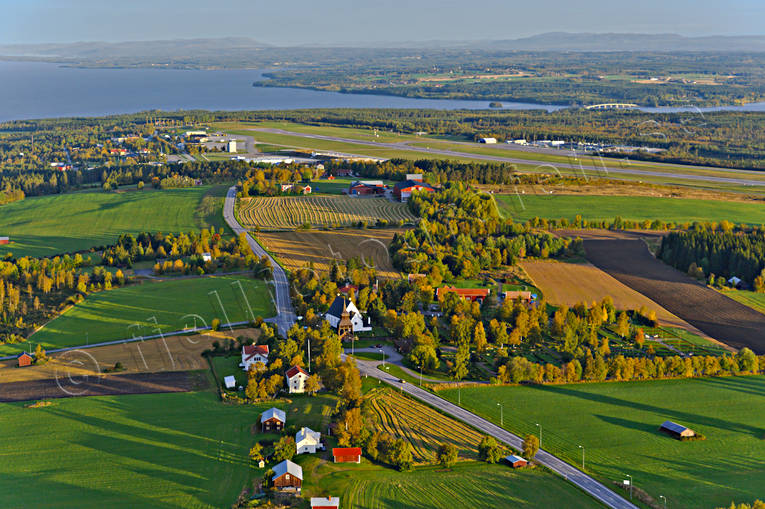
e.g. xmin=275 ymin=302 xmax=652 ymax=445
xmin=332 ymin=447 xmax=362 ymax=463
xmin=17 ymin=352 xmax=33 ymax=367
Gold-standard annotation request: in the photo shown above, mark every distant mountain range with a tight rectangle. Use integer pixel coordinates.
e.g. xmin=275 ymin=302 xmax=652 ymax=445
xmin=2 ymin=33 xmax=765 ymax=58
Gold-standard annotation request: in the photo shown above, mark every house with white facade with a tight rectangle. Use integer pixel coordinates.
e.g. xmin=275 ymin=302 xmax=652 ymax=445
xmin=241 ymin=344 xmax=269 ymax=371
xmin=296 ymin=427 xmax=323 ymax=454
xmin=286 ymin=365 xmax=310 ymax=394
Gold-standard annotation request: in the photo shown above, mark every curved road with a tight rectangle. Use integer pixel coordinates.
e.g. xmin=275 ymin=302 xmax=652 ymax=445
xmin=223 ymin=186 xmax=296 ymax=336
xmin=255 ymin=127 xmax=765 ymax=187
xmin=352 ymin=356 xmax=637 ymax=509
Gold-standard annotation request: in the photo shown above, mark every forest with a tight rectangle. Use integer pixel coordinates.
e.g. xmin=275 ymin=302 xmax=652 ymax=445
xmin=659 ymin=229 xmax=765 ymax=289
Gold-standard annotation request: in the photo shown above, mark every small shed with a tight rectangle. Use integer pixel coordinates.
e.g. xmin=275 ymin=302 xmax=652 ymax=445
xmin=17 ymin=352 xmax=33 ymax=367
xmin=660 ymin=420 xmax=696 ymax=439
xmin=272 ymin=460 xmax=303 ymax=491
xmin=332 ymin=447 xmax=362 ymax=463
xmin=311 ymin=496 xmax=340 ymax=509
xmin=505 ymin=454 xmax=528 ymax=468
xmin=0 ymin=236 xmax=9 ymax=245
xmin=223 ymin=375 xmax=236 ymax=389
xmin=261 ymin=407 xmax=287 ymax=431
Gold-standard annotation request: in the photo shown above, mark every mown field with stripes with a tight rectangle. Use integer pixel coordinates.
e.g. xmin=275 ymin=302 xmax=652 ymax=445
xmin=368 ymin=388 xmax=484 ymax=464
xmin=304 ymin=461 xmax=599 ymax=509
xmin=237 ymin=195 xmax=415 ymax=230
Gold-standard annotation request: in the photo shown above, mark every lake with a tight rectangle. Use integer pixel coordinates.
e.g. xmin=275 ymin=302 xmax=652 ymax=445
xmin=1 ymin=61 xmax=764 ymax=122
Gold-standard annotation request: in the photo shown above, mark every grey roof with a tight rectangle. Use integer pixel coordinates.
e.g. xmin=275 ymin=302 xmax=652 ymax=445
xmin=272 ymin=460 xmax=303 ymax=480
xmin=327 ymin=296 xmax=346 ymax=319
xmin=261 ymin=407 xmax=286 ymax=424
xmin=661 ymin=420 xmax=689 ymax=434
xmin=505 ymin=454 xmax=526 ymax=463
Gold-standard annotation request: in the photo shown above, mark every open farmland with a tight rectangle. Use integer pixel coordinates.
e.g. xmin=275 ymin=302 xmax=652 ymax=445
xmin=0 ymin=186 xmax=226 ymax=259
xmin=303 ymin=459 xmax=601 ymax=509
xmin=0 ymin=391 xmax=337 ymax=508
xmin=520 ymin=259 xmax=705 ymax=334
xmin=256 ymin=229 xmax=404 ymax=278
xmin=497 ymin=194 xmax=765 ymax=225
xmin=367 ymin=388 xmax=485 ymax=463
xmin=0 ymin=276 xmax=275 ymax=357
xmin=238 ymin=195 xmax=415 ymax=230
xmin=439 ymin=376 xmax=765 ymax=509
xmin=574 ymin=231 xmax=765 ymax=353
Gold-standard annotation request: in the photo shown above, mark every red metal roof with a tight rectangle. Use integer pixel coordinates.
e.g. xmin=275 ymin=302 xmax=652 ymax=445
xmin=437 ymin=286 xmax=490 ymax=298
xmin=243 ymin=344 xmax=269 ymax=361
xmin=286 ymin=365 xmax=308 ymax=378
xmin=332 ymin=447 xmax=362 ymax=456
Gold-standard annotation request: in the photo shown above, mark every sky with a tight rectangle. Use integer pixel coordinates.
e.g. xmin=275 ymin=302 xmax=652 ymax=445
xmin=1 ymin=0 xmax=763 ymax=46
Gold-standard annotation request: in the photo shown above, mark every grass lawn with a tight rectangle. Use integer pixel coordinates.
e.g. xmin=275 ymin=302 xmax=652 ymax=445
xmin=722 ymin=289 xmax=765 ymax=315
xmin=302 ymin=458 xmax=602 ymax=508
xmin=497 ymin=194 xmax=765 ymax=225
xmin=439 ymin=376 xmax=765 ymax=509
xmin=0 ymin=390 xmax=338 ymax=509
xmin=0 ymin=186 xmax=227 ymax=259
xmin=3 ymin=275 xmax=275 ymax=356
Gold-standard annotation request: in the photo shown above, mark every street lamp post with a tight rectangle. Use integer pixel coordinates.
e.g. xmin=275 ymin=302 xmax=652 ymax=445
xmin=623 ymin=473 xmax=633 ymax=499
xmin=497 ymin=402 xmax=503 ymax=427
xmin=535 ymin=423 xmax=542 ymax=449
xmin=659 ymin=495 xmax=667 ymax=509
xmin=379 ymin=349 xmax=385 ymax=367
xmin=578 ymin=445 xmax=585 ymax=469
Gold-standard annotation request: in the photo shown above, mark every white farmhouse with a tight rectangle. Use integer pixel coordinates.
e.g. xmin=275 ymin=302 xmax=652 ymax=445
xmin=325 ymin=297 xmax=371 ymax=333
xmin=241 ymin=344 xmax=269 ymax=372
xmin=286 ymin=365 xmax=310 ymax=394
xmin=295 ymin=427 xmax=323 ymax=454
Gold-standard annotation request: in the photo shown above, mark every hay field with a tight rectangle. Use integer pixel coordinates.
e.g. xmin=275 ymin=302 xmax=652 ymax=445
xmin=0 ymin=329 xmax=256 ymax=384
xmin=520 ymin=259 xmax=700 ymax=332
xmin=367 ymin=388 xmax=484 ymax=464
xmin=257 ymin=229 xmax=404 ymax=278
xmin=238 ymin=195 xmax=415 ymax=229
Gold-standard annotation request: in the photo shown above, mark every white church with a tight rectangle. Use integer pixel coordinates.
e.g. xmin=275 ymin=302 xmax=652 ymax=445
xmin=324 ymin=296 xmax=372 ymax=332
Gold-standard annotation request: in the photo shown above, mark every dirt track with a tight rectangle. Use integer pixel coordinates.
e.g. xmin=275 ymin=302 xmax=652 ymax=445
xmin=0 ymin=370 xmax=208 ymax=402
xmin=576 ymin=232 xmax=765 ymax=353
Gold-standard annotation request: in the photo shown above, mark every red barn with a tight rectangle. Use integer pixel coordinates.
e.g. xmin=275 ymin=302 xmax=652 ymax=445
xmin=17 ymin=352 xmax=33 ymax=367
xmin=0 ymin=237 xmax=9 ymax=245
xmin=505 ymin=454 xmax=528 ymax=468
xmin=332 ymin=447 xmax=362 ymax=463
xmin=311 ymin=496 xmax=340 ymax=509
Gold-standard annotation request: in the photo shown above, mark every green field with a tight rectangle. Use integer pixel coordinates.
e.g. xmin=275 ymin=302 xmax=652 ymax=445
xmin=721 ymin=290 xmax=765 ymax=315
xmin=440 ymin=376 xmax=765 ymax=509
xmin=0 ymin=390 xmax=338 ymax=509
xmin=497 ymin=194 xmax=765 ymax=225
xmin=2 ymin=275 xmax=275 ymax=356
xmin=302 ymin=458 xmax=601 ymax=508
xmin=0 ymin=186 xmax=226 ymax=259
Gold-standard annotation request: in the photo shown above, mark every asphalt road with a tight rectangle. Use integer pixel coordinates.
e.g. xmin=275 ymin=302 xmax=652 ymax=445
xmin=223 ymin=186 xmax=296 ymax=336
xmin=255 ymin=128 xmax=765 ymax=187
xmin=352 ymin=357 xmax=639 ymax=509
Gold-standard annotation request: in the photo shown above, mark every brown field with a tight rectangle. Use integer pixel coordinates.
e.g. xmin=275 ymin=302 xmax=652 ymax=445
xmin=0 ymin=371 xmax=208 ymax=402
xmin=519 ymin=259 xmax=704 ymax=332
xmin=257 ymin=228 xmax=405 ymax=278
xmin=571 ymin=230 xmax=765 ymax=353
xmin=0 ymin=329 xmax=258 ymax=384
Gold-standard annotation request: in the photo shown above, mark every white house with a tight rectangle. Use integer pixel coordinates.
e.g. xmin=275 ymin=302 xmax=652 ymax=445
xmin=241 ymin=344 xmax=269 ymax=371
xmin=286 ymin=365 xmax=310 ymax=394
xmin=223 ymin=375 xmax=237 ymax=389
xmin=325 ymin=297 xmax=371 ymax=332
xmin=201 ymin=252 xmax=212 ymax=262
xmin=295 ymin=427 xmax=323 ymax=454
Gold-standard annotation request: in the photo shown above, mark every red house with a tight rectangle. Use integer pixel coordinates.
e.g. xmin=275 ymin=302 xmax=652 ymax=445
xmin=348 ymin=180 xmax=385 ymax=196
xmin=332 ymin=447 xmax=362 ymax=463
xmin=17 ymin=352 xmax=33 ymax=367
xmin=436 ymin=286 xmax=490 ymax=303
xmin=393 ymin=179 xmax=435 ymax=202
